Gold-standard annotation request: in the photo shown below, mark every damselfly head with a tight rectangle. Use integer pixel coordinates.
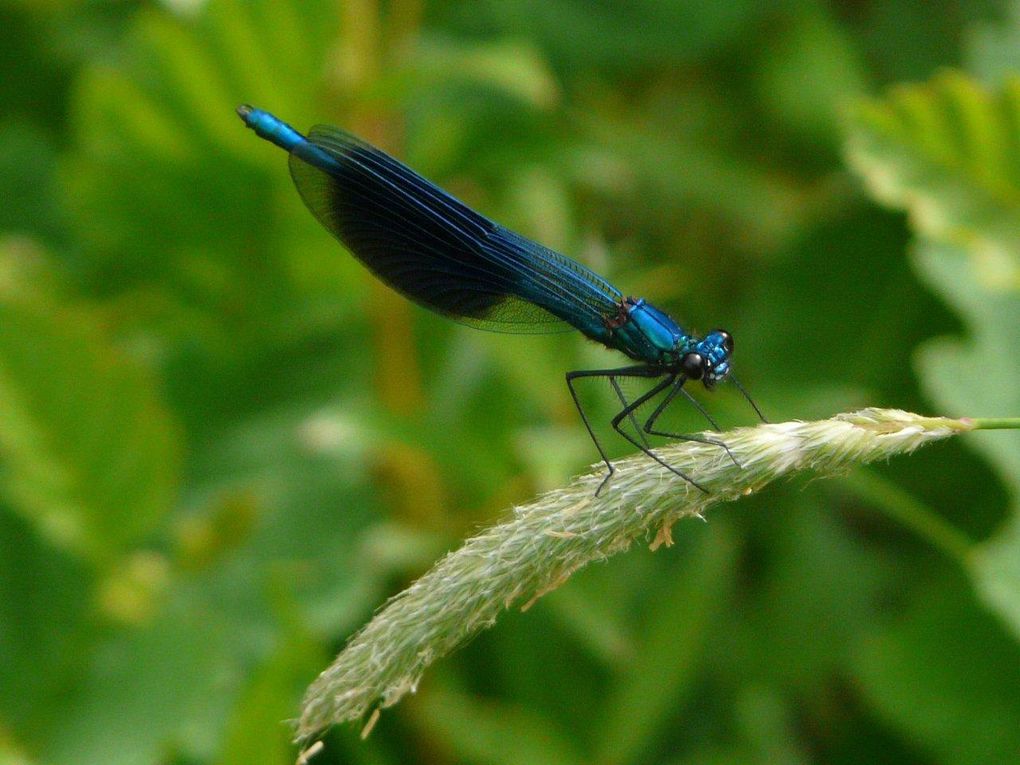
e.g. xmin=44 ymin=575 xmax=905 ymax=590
xmin=693 ymin=329 xmax=733 ymax=389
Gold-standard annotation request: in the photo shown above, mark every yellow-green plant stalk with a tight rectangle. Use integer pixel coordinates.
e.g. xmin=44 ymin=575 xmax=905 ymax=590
xmin=297 ymin=408 xmax=997 ymax=740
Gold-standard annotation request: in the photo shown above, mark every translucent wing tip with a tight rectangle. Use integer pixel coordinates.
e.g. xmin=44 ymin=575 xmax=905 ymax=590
xmin=236 ymin=103 xmax=255 ymax=124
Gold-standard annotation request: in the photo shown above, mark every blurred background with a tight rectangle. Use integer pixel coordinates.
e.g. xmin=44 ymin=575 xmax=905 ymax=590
xmin=2 ymin=0 xmax=1019 ymax=763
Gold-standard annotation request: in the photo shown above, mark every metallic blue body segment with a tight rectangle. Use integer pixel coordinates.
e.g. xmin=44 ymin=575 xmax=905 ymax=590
xmin=608 ymin=299 xmax=693 ymax=364
xmin=237 ymin=104 xmax=749 ymax=493
xmin=237 ymin=105 xmax=304 ymax=152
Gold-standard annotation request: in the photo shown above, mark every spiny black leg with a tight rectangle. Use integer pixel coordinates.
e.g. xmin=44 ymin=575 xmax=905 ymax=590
xmin=566 ymin=371 xmax=613 ymax=492
xmin=679 ymin=387 xmax=721 ymax=431
xmin=644 ymin=379 xmax=741 ymax=469
xmin=611 ymin=376 xmax=711 ymax=493
xmin=730 ymin=375 xmax=768 ymax=423
xmin=566 ymin=365 xmax=662 ymax=495
xmin=609 ymin=377 xmax=650 ymax=449
xmin=642 ymin=376 xmax=688 ymax=431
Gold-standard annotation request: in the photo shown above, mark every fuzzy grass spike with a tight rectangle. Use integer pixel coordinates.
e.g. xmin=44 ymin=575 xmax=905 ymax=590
xmin=298 ymin=408 xmax=993 ymax=740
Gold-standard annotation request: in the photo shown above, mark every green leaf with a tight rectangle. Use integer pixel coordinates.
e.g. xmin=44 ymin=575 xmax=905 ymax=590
xmin=845 ymin=71 xmax=1020 ymax=261
xmin=408 ymin=37 xmax=561 ymax=110
xmin=0 ymin=123 xmax=64 ymax=244
xmin=457 ymin=0 xmax=765 ymax=71
xmin=0 ymin=510 xmax=94 ymax=740
xmin=0 ymin=283 xmax=179 ymax=564
xmin=63 ymin=0 xmax=348 ymax=358
xmin=854 ymin=579 xmax=1020 ymax=765
xmin=415 ymin=686 xmax=584 ymax=765
xmin=216 ymin=630 xmax=324 ymax=765
xmin=727 ymin=495 xmax=895 ymax=692
xmin=757 ymin=9 xmax=868 ymax=149
xmin=42 ymin=596 xmax=238 ymax=765
xmin=965 ymin=4 xmax=1020 ymax=88
xmin=595 ymin=523 xmax=737 ymax=764
xmin=844 ymin=71 xmax=1020 ymax=638
xmin=912 ymin=242 xmax=1020 ymax=475
xmin=972 ymin=514 xmax=1020 ymax=634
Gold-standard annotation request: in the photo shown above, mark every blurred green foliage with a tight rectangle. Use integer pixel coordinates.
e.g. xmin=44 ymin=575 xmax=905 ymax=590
xmin=0 ymin=1 xmax=1018 ymax=763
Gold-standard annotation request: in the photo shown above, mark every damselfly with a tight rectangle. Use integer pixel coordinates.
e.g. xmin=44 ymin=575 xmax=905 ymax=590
xmin=237 ymin=105 xmax=764 ymax=493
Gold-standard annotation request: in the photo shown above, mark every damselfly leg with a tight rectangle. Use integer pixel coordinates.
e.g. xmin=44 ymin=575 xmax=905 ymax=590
xmin=643 ymin=378 xmax=742 ymax=469
xmin=567 ymin=366 xmax=738 ymax=495
xmin=730 ymin=375 xmax=768 ymax=423
xmin=566 ymin=366 xmax=662 ymax=495
xmin=608 ymin=373 xmax=709 ymax=493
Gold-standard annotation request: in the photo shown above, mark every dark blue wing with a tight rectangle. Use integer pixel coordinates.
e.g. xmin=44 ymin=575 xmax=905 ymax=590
xmin=287 ymin=126 xmax=623 ymax=335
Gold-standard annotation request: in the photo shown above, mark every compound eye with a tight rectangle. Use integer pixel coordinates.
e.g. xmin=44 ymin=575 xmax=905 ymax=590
xmin=712 ymin=329 xmax=734 ymax=354
xmin=681 ymin=352 xmax=705 ymax=380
